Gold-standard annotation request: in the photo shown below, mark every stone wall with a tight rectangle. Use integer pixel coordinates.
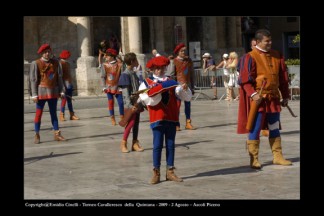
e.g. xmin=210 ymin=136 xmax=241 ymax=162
xmin=24 ymin=16 xmax=79 ymax=95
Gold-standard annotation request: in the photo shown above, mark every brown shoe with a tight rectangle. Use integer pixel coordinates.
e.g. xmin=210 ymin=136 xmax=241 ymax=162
xmin=54 ymin=130 xmax=66 ymax=141
xmin=34 ymin=133 xmax=40 ymax=144
xmin=59 ymin=112 xmax=66 ymax=121
xmin=111 ymin=116 xmax=117 ymax=126
xmin=166 ymin=167 xmax=183 ymax=182
xmin=120 ymin=140 xmax=129 ymax=153
xmin=69 ymin=112 xmax=80 ymax=120
xmin=176 ymin=126 xmax=181 ymax=131
xmin=185 ymin=119 xmax=196 ymax=130
xmin=132 ymin=140 xmax=144 ymax=152
xmin=150 ymin=168 xmax=160 ymax=184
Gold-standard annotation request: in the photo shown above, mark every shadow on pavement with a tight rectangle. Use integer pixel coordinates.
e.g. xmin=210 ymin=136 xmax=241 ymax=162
xmin=24 ymin=151 xmax=83 ymax=165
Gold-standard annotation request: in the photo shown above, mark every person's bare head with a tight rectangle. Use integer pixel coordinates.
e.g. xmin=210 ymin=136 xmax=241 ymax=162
xmin=152 ymin=49 xmax=158 ymax=56
xmin=255 ymin=29 xmax=272 ymax=51
xmin=124 ymin=52 xmax=137 ymax=67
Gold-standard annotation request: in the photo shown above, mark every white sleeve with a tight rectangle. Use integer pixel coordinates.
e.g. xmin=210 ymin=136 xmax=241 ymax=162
xmin=175 ymin=85 xmax=192 ymax=101
xmin=138 ymin=82 xmax=161 ymax=106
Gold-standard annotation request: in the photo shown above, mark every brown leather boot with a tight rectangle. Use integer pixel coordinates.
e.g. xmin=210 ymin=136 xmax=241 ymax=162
xmin=185 ymin=119 xmax=196 ymax=130
xmin=150 ymin=168 xmax=160 ymax=184
xmin=120 ymin=115 xmax=124 ymax=122
xmin=247 ymin=140 xmax=262 ymax=169
xmin=69 ymin=111 xmax=80 ymax=120
xmin=176 ymin=126 xmax=181 ymax=131
xmin=269 ymin=137 xmax=292 ymax=165
xmin=166 ymin=167 xmax=183 ymax=182
xmin=132 ymin=140 xmax=144 ymax=152
xmin=111 ymin=116 xmax=117 ymax=126
xmin=34 ymin=133 xmax=40 ymax=144
xmin=59 ymin=112 xmax=66 ymax=121
xmin=54 ymin=130 xmax=66 ymax=141
xmin=120 ymin=140 xmax=129 ymax=153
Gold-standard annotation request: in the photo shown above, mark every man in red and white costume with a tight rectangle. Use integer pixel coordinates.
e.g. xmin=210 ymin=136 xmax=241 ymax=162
xmin=138 ymin=56 xmax=192 ymax=184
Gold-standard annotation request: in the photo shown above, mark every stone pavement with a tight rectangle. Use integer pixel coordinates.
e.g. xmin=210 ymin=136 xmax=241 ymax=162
xmin=24 ymin=91 xmax=300 ymax=200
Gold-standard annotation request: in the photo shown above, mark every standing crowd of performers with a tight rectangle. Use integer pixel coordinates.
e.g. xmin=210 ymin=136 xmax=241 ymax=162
xmin=29 ymin=29 xmax=293 ymax=184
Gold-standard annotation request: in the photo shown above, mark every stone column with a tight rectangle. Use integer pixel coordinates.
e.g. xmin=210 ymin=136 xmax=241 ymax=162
xmin=75 ymin=16 xmax=98 ymax=96
xmin=236 ymin=17 xmax=242 ymax=48
xmin=216 ymin=17 xmax=226 ymax=49
xmin=127 ymin=17 xmax=145 ymax=72
xmin=121 ymin=17 xmax=129 ymax=55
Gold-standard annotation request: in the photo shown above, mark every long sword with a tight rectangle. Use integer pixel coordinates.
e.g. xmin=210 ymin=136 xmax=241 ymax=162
xmin=285 ymin=104 xmax=297 ymax=118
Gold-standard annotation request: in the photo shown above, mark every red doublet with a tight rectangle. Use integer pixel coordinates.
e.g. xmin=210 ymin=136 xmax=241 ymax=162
xmin=145 ymin=78 xmax=179 ymax=128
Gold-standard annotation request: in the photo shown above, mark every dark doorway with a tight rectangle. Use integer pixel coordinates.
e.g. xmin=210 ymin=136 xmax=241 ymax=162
xmin=186 ymin=17 xmax=203 ymax=46
xmin=141 ymin=17 xmax=151 ymax=53
xmin=93 ymin=17 xmax=121 ymax=56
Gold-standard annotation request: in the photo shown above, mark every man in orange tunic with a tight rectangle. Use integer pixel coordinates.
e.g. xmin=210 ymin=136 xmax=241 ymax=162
xmin=237 ymin=29 xmax=292 ymax=169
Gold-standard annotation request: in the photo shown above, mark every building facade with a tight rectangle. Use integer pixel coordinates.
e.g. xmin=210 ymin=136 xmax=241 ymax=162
xmin=24 ymin=16 xmax=299 ymax=96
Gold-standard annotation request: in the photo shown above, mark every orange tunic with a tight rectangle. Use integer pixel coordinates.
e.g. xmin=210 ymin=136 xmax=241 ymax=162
xmin=173 ymin=57 xmax=195 ymax=90
xmin=102 ymin=61 xmax=122 ymax=94
xmin=36 ymin=59 xmax=59 ymax=89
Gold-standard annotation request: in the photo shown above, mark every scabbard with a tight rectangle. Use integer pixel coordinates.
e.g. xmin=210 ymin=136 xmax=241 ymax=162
xmin=246 ymin=100 xmax=259 ymax=131
xmin=118 ymin=107 xmax=138 ymax=127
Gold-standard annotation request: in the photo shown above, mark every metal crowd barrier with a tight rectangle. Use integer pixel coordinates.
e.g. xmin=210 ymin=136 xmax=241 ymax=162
xmin=287 ymin=66 xmax=300 ymax=100
xmin=193 ymin=68 xmax=225 ymax=101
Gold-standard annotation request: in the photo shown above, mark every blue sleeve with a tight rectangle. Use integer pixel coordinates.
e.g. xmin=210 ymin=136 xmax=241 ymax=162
xmin=161 ymin=80 xmax=178 ymax=88
xmin=118 ymin=72 xmax=130 ymax=86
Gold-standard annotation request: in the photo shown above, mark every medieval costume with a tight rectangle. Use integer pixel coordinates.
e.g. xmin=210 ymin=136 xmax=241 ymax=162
xmin=237 ymin=42 xmax=292 ymax=169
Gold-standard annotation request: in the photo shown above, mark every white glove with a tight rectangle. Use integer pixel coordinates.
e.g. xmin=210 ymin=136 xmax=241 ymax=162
xmin=60 ymin=92 xmax=65 ymax=98
xmin=98 ymin=64 xmax=102 ymax=69
xmin=102 ymin=88 xmax=107 ymax=93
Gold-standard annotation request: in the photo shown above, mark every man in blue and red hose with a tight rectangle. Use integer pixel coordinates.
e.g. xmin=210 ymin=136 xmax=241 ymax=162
xmin=237 ymin=29 xmax=292 ymax=169
xmin=29 ymin=44 xmax=66 ymax=144
xmin=59 ymin=50 xmax=80 ymax=121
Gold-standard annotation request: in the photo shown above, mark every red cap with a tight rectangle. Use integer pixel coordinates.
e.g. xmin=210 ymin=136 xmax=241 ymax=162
xmin=106 ymin=48 xmax=117 ymax=56
xmin=37 ymin=44 xmax=51 ymax=54
xmin=59 ymin=50 xmax=71 ymax=59
xmin=173 ymin=43 xmax=185 ymax=54
xmin=146 ymin=56 xmax=170 ymax=69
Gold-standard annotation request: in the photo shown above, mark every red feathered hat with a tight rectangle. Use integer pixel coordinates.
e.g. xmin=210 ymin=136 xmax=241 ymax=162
xmin=59 ymin=50 xmax=71 ymax=59
xmin=106 ymin=48 xmax=118 ymax=56
xmin=173 ymin=43 xmax=185 ymax=54
xmin=146 ymin=56 xmax=170 ymax=69
xmin=37 ymin=44 xmax=51 ymax=54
